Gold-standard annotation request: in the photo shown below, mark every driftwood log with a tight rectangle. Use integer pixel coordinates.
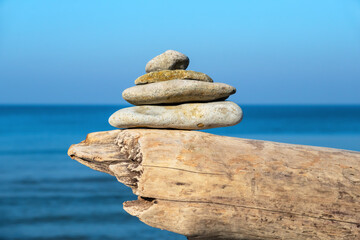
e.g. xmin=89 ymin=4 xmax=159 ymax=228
xmin=68 ymin=129 xmax=360 ymax=240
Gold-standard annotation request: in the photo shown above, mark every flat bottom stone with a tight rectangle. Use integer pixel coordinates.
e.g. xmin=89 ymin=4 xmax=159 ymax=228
xmin=108 ymin=101 xmax=243 ymax=130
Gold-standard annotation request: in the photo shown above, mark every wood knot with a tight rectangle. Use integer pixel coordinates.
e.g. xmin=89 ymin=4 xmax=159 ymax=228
xmin=343 ymin=168 xmax=360 ymax=184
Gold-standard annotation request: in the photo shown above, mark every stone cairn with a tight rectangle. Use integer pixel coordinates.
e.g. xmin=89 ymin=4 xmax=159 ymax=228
xmin=109 ymin=50 xmax=243 ymax=130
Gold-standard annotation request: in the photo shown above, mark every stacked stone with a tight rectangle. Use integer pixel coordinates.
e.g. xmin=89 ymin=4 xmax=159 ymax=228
xmin=109 ymin=50 xmax=243 ymax=130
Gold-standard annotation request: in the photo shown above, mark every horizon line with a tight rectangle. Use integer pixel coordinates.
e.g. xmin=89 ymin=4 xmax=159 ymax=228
xmin=1 ymin=103 xmax=360 ymax=107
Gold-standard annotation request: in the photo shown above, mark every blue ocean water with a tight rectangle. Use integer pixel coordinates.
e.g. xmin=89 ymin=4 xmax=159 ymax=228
xmin=0 ymin=105 xmax=359 ymax=240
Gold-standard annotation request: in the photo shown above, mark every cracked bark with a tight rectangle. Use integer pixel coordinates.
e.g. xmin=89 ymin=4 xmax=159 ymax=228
xmin=68 ymin=129 xmax=360 ymax=240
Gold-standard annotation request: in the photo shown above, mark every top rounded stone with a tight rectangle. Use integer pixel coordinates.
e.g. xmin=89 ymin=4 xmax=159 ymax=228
xmin=145 ymin=50 xmax=189 ymax=73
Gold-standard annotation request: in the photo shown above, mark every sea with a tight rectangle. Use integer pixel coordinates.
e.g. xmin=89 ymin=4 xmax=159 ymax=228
xmin=1 ymin=105 xmax=360 ymax=240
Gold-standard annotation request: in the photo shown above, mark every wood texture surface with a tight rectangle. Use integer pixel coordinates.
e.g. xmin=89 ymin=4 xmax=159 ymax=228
xmin=68 ymin=129 xmax=360 ymax=240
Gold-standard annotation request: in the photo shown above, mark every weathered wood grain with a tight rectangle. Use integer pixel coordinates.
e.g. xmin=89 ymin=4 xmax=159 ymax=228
xmin=68 ymin=129 xmax=360 ymax=240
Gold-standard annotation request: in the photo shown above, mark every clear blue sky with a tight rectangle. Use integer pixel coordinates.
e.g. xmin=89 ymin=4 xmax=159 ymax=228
xmin=1 ymin=0 xmax=359 ymax=105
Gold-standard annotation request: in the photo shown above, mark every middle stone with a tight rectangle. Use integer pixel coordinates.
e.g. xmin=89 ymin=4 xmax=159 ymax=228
xmin=135 ymin=70 xmax=213 ymax=85
xmin=122 ymin=80 xmax=236 ymax=105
